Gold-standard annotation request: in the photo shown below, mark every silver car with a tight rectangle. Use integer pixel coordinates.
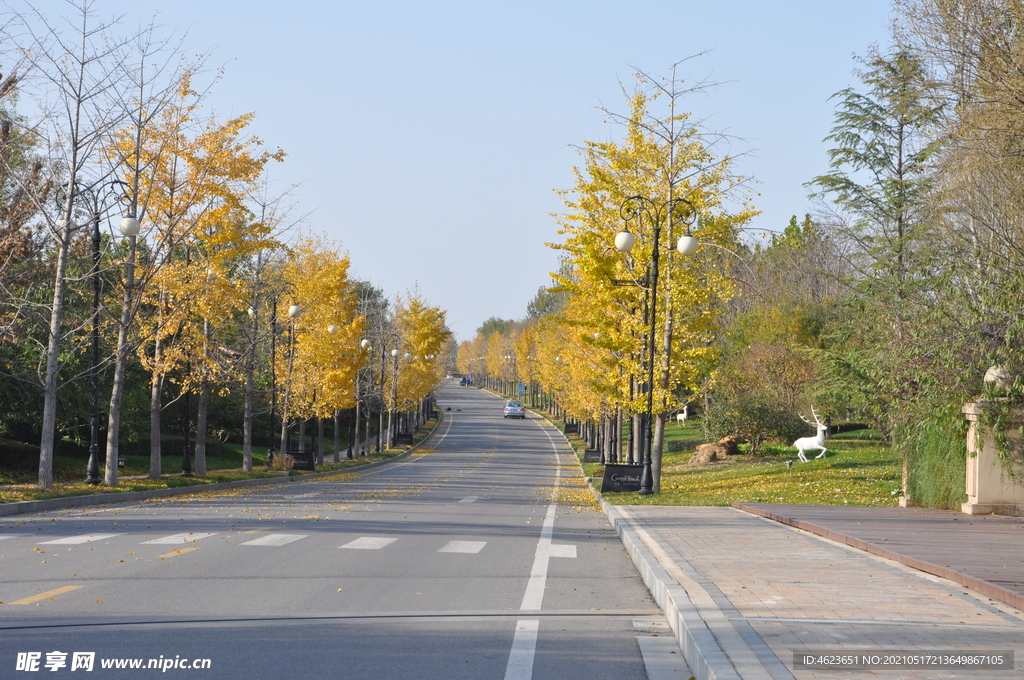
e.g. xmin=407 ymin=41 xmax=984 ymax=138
xmin=503 ymin=401 xmax=526 ymax=419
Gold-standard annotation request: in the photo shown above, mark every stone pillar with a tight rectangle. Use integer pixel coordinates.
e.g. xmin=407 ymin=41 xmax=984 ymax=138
xmin=962 ymin=401 xmax=1024 ymax=516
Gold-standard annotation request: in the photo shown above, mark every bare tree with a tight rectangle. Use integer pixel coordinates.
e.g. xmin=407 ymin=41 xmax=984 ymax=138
xmin=7 ymin=1 xmax=138 ymax=488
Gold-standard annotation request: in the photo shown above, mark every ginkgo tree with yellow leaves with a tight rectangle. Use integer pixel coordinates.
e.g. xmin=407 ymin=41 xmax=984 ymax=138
xmin=122 ymin=90 xmax=285 ymax=482
xmin=275 ymin=237 xmax=363 ymax=462
xmin=546 ymin=66 xmax=757 ymax=492
xmin=386 ymin=291 xmax=452 ymax=448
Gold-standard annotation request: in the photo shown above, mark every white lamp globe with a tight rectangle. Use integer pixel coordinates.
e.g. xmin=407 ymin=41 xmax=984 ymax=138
xmin=391 ymin=349 xmax=399 ymax=358
xmin=360 ymin=338 xmax=371 ymax=350
xmin=327 ymin=325 xmax=338 ymax=334
xmin=677 ymin=235 xmax=699 ymax=256
xmin=614 ymin=230 xmax=636 ymax=252
xmin=288 ymin=304 xmax=301 ymax=318
xmin=119 ymin=217 xmax=141 ymax=237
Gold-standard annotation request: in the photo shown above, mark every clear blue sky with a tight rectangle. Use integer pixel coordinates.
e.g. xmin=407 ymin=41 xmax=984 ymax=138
xmin=31 ymin=0 xmax=894 ymax=340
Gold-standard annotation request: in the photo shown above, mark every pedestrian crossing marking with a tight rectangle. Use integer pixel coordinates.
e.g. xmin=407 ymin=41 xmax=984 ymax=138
xmin=157 ymin=547 xmax=200 ymax=559
xmin=241 ymin=533 xmax=308 ymax=547
xmin=8 ymin=585 xmax=84 ymax=605
xmin=438 ymin=540 xmax=487 ymax=554
xmin=39 ymin=533 xmax=119 ymax=545
xmin=142 ymin=532 xmax=217 ymax=544
xmin=339 ymin=537 xmax=397 ymax=550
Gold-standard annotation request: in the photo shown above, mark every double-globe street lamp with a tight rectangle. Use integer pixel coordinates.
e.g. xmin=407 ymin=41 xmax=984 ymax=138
xmin=613 ymin=194 xmax=697 ymax=494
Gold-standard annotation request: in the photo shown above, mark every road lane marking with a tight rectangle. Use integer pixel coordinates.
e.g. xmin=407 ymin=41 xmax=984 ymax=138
xmin=457 ymin=496 xmax=480 ymax=503
xmin=437 ymin=540 xmax=487 ymax=554
xmin=282 ymin=493 xmax=321 ymax=499
xmin=503 ymin=620 xmax=539 ymax=680
xmin=7 ymin=585 xmax=84 ymax=605
xmin=142 ymin=532 xmax=217 ymax=544
xmin=520 ymin=504 xmax=577 ymax=611
xmin=241 ymin=533 xmax=308 ymax=547
xmin=339 ymin=537 xmax=397 ymax=550
xmin=38 ymin=534 xmax=119 ymax=545
xmin=157 ymin=547 xmax=200 ymax=559
xmin=637 ymin=636 xmax=691 ymax=679
xmin=0 ymin=535 xmax=20 ymax=541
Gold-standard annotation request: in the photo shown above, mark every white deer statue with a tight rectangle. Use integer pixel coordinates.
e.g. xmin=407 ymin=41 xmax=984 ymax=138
xmin=793 ymin=407 xmax=828 ymax=462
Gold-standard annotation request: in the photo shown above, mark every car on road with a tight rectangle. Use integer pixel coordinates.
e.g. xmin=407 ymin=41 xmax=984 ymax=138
xmin=503 ymin=401 xmax=526 ymax=419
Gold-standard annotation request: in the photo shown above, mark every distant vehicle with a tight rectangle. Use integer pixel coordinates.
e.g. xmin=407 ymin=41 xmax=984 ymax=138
xmin=503 ymin=401 xmax=526 ymax=419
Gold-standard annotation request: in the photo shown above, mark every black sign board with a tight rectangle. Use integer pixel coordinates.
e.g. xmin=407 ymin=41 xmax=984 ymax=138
xmin=429 ymin=410 xmax=439 ymax=419
xmin=395 ymin=433 xmax=414 ymax=446
xmin=601 ymin=464 xmax=643 ymax=493
xmin=291 ymin=451 xmax=315 ymax=472
xmin=582 ymin=449 xmax=602 ymax=463
xmin=563 ymin=423 xmax=579 ymax=434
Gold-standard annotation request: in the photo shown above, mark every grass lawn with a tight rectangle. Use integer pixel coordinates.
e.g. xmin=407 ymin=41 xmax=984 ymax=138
xmin=0 ymin=418 xmax=438 ymax=505
xmin=548 ymin=416 xmax=901 ymax=507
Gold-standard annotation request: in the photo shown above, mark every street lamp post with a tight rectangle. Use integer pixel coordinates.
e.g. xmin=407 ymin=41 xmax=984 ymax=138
xmin=279 ymin=303 xmax=302 ymax=457
xmin=56 ymin=180 xmax=136 ymax=485
xmin=614 ymin=195 xmax=697 ymax=494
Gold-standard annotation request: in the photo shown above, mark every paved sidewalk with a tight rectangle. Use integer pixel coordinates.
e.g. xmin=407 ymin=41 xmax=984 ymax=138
xmin=601 ymin=503 xmax=1024 ymax=680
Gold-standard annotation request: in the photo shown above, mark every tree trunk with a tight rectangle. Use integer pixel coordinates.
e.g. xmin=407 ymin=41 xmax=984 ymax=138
xmin=149 ymin=366 xmax=163 ymax=480
xmin=195 ymin=376 xmax=209 ymax=476
xmin=352 ymin=400 xmax=361 ymax=458
xmin=333 ymin=409 xmax=340 ymax=462
xmin=243 ymin=360 xmax=254 ymax=472
xmin=38 ymin=229 xmax=74 ymax=489
xmin=651 ymin=413 xmax=666 ymax=494
xmin=317 ymin=417 xmax=324 ymax=466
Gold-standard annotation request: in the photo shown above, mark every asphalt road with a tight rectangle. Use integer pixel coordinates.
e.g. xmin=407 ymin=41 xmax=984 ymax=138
xmin=0 ymin=385 xmax=679 ymax=679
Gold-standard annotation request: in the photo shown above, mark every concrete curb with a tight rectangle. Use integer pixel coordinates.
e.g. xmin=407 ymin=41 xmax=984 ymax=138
xmin=0 ymin=416 xmax=442 ymax=518
xmin=530 ymin=413 xmax=739 ymax=680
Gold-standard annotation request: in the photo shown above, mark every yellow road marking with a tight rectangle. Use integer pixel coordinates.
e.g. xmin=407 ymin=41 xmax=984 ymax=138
xmin=8 ymin=585 xmax=84 ymax=605
xmin=157 ymin=547 xmax=200 ymax=559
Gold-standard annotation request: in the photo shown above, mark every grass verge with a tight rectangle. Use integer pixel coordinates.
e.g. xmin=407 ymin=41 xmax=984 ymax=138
xmin=524 ymin=404 xmax=900 ymax=507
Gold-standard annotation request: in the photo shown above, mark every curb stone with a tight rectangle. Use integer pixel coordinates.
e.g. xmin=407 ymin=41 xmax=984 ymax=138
xmin=0 ymin=416 xmax=442 ymax=518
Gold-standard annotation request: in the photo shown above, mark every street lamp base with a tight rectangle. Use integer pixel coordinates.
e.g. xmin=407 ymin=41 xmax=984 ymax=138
xmin=637 ymin=489 xmax=655 ymax=495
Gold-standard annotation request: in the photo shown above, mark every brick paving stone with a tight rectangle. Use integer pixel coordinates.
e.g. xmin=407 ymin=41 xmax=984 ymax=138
xmin=626 ymin=506 xmax=1024 ymax=680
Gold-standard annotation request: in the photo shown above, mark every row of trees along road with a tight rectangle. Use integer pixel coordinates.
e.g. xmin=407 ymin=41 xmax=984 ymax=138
xmin=0 ymin=3 xmax=452 ymax=489
xmin=463 ymin=0 xmax=1024 ymax=508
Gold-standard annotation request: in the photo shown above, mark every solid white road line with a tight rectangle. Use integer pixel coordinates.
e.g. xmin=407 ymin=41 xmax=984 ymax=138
xmin=339 ymin=536 xmax=398 ymax=550
xmin=519 ymin=503 xmax=577 ymax=611
xmin=457 ymin=496 xmax=480 ymax=503
xmin=38 ymin=533 xmax=119 ymax=544
xmin=437 ymin=540 xmax=487 ymax=554
xmin=503 ymin=620 xmax=540 ymax=680
xmin=240 ymin=533 xmax=308 ymax=547
xmin=637 ymin=636 xmax=691 ymax=679
xmin=142 ymin=532 xmax=218 ymax=544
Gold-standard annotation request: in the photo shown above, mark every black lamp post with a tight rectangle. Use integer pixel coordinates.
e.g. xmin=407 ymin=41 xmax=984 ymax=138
xmin=55 ymin=180 xmax=135 ymax=485
xmin=614 ymin=195 xmax=697 ymax=494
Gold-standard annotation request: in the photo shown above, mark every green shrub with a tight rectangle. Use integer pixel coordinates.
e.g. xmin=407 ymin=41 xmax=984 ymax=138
xmin=900 ymin=415 xmax=967 ymax=510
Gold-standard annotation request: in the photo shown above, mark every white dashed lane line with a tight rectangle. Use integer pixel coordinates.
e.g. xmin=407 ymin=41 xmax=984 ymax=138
xmin=38 ymin=534 xmax=120 ymax=545
xmin=240 ymin=534 xmax=309 ymax=547
xmin=339 ymin=537 xmax=398 ymax=550
xmin=142 ymin=533 xmax=218 ymax=544
xmin=437 ymin=540 xmax=487 ymax=554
